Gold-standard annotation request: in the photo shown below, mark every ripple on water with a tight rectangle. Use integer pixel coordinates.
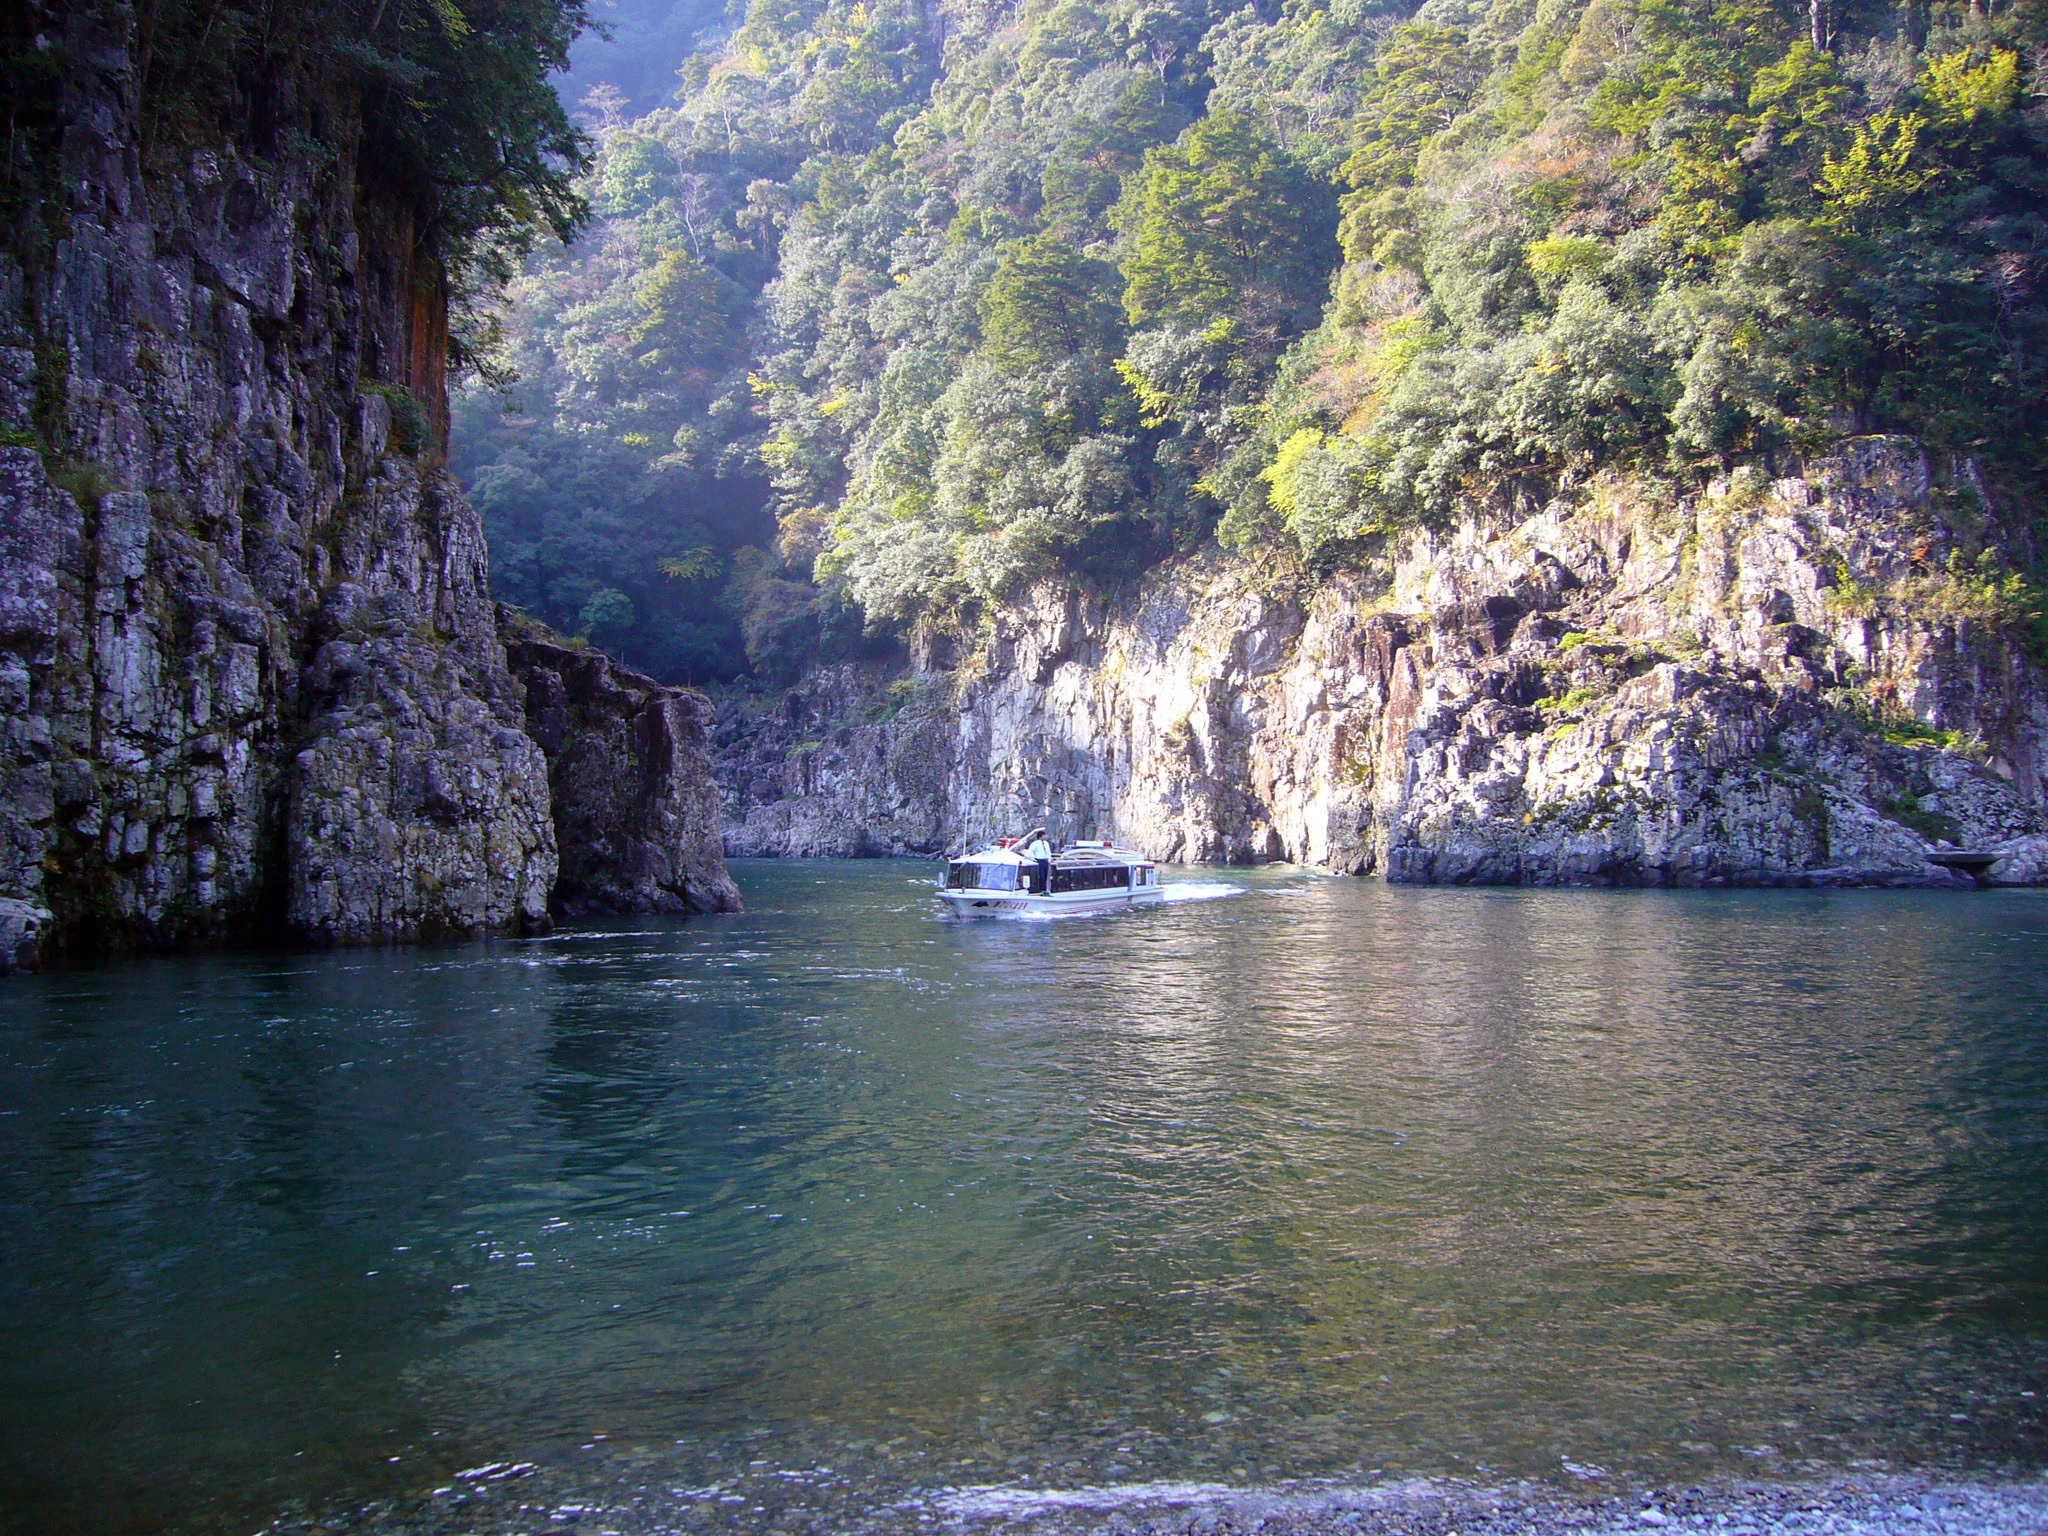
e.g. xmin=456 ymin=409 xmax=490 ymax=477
xmin=0 ymin=864 xmax=2044 ymax=1536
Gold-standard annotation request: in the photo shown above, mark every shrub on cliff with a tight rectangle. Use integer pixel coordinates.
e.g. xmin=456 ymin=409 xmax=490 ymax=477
xmin=124 ymin=0 xmax=593 ymax=279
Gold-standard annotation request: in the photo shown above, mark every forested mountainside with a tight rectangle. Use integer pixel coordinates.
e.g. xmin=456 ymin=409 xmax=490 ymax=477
xmin=0 ymin=0 xmax=737 ymax=971
xmin=563 ymin=0 xmax=735 ymax=114
xmin=462 ymin=0 xmax=2048 ymax=693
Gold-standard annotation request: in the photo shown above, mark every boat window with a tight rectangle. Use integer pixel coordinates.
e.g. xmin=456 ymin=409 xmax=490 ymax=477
xmin=946 ymin=861 xmax=1018 ymax=891
xmin=1050 ymin=866 xmax=1130 ymax=893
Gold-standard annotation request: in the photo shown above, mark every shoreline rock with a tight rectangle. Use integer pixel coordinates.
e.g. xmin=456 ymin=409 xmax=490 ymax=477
xmin=908 ymin=1471 xmax=2048 ymax=1536
xmin=259 ymin=1466 xmax=2048 ymax=1536
xmin=504 ymin=615 xmax=743 ymax=919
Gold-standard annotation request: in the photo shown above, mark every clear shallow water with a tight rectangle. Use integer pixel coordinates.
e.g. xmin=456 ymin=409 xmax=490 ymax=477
xmin=2 ymin=862 xmax=2045 ymax=1534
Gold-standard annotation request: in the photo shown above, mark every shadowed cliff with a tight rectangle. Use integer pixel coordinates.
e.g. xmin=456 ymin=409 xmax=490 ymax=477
xmin=0 ymin=3 xmax=737 ymax=972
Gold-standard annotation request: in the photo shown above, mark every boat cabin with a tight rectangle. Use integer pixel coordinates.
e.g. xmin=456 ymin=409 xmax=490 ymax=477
xmin=939 ymin=838 xmax=1162 ymax=913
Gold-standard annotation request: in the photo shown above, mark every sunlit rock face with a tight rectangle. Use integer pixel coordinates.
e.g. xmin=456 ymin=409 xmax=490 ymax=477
xmin=720 ymin=439 xmax=2048 ymax=886
xmin=0 ymin=14 xmax=734 ymax=966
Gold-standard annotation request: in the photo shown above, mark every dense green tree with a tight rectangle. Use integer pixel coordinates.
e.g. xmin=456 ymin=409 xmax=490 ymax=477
xmin=632 ymin=247 xmax=743 ymax=376
xmin=1114 ymin=111 xmax=1336 ymax=334
xmin=579 ymin=586 xmax=638 ymax=639
xmin=1207 ymin=0 xmax=2048 ymax=564
xmin=1340 ymin=22 xmax=1485 ymax=199
xmin=1207 ymin=0 xmax=1402 ymax=174
xmin=982 ymin=236 xmax=1124 ymax=369
xmin=1040 ymin=75 xmax=1187 ymax=232
xmin=446 ymin=0 xmax=2048 ymax=661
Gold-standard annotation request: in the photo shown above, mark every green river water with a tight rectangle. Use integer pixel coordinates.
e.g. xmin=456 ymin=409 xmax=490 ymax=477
xmin=1 ymin=862 xmax=2044 ymax=1534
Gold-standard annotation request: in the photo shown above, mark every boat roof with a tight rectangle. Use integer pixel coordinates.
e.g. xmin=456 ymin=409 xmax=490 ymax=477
xmin=1054 ymin=844 xmax=1150 ymax=864
xmin=952 ymin=840 xmax=1152 ymax=865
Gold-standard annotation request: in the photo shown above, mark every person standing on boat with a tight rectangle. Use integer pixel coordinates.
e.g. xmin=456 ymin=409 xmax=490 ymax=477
xmin=1024 ymin=831 xmax=1053 ymax=895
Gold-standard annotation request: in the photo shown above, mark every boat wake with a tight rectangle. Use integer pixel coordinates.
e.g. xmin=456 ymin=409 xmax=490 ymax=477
xmin=1158 ymin=880 xmax=1247 ymax=903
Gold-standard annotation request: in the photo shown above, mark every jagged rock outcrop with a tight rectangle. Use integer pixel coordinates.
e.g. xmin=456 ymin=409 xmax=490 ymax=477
xmin=504 ymin=617 xmax=743 ymax=918
xmin=0 ymin=10 xmax=735 ymax=970
xmin=718 ymin=668 xmax=960 ymax=859
xmin=720 ymin=439 xmax=2048 ymax=887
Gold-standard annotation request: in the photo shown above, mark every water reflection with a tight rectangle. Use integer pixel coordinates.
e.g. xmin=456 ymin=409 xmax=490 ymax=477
xmin=1 ymin=868 xmax=2044 ymax=1535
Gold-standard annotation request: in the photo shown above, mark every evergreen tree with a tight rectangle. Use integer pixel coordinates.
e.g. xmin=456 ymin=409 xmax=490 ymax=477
xmin=982 ymin=236 xmax=1124 ymax=369
xmin=1115 ymin=111 xmax=1336 ymax=335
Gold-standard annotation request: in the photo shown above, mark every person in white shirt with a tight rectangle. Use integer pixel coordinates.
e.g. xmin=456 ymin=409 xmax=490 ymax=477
xmin=1023 ymin=832 xmax=1052 ymax=894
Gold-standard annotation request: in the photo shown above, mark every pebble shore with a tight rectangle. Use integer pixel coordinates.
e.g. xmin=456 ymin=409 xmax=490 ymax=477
xmin=271 ymin=1470 xmax=2048 ymax=1536
xmin=920 ymin=1474 xmax=2048 ymax=1536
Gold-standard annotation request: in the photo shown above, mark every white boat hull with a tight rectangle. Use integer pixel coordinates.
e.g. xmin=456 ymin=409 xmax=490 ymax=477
xmin=938 ymin=887 xmax=1166 ymax=916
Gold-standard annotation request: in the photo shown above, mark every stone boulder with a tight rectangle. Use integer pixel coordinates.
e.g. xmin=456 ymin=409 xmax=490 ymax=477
xmin=0 ymin=898 xmax=49 ymax=974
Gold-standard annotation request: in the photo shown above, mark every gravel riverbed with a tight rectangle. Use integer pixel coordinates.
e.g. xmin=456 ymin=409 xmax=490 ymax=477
xmin=267 ymin=1469 xmax=2048 ymax=1536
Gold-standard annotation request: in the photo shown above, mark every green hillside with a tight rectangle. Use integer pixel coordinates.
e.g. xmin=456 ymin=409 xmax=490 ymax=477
xmin=454 ymin=0 xmax=2048 ymax=683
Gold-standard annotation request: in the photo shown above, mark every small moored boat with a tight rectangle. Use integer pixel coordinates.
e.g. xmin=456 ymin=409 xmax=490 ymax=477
xmin=939 ymin=835 xmax=1163 ymax=916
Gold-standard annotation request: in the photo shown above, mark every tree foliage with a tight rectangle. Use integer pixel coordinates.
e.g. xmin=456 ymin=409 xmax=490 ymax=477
xmin=983 ymin=236 xmax=1124 ymax=370
xmin=1115 ymin=112 xmax=1336 ymax=333
xmin=449 ymin=0 xmax=2048 ymax=678
xmin=124 ymin=0 xmax=595 ymax=273
xmin=1226 ymin=0 xmax=2048 ymax=563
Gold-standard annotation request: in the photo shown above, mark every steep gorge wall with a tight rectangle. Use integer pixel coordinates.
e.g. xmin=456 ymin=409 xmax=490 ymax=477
xmin=0 ymin=12 xmax=734 ymax=970
xmin=720 ymin=440 xmax=2048 ymax=886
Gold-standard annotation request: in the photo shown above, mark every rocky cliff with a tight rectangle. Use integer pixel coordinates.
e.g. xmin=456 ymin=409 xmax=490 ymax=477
xmin=0 ymin=10 xmax=735 ymax=970
xmin=504 ymin=615 xmax=743 ymax=918
xmin=719 ymin=439 xmax=2048 ymax=887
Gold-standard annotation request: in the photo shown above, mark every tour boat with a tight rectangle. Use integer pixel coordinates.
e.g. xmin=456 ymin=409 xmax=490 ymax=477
xmin=939 ymin=837 xmax=1164 ymax=916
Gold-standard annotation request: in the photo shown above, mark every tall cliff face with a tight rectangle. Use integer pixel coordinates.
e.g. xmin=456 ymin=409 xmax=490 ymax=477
xmin=0 ymin=12 xmax=735 ymax=969
xmin=720 ymin=440 xmax=2048 ymax=886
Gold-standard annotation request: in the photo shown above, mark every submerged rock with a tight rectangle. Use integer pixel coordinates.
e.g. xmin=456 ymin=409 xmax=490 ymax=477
xmin=721 ymin=442 xmax=2048 ymax=886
